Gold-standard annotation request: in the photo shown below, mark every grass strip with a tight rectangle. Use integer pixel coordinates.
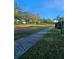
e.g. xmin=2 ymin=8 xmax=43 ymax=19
xmin=15 ymin=24 xmax=52 ymax=27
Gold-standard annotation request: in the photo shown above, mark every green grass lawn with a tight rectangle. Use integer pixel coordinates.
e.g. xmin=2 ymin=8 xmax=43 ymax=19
xmin=15 ymin=27 xmax=48 ymax=40
xmin=15 ymin=24 xmax=52 ymax=27
xmin=19 ymin=28 xmax=64 ymax=59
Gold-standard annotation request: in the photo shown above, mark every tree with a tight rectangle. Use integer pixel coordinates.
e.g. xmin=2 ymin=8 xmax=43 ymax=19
xmin=14 ymin=3 xmax=21 ymax=18
xmin=32 ymin=13 xmax=40 ymax=24
xmin=40 ymin=18 xmax=53 ymax=24
xmin=14 ymin=4 xmax=41 ymax=24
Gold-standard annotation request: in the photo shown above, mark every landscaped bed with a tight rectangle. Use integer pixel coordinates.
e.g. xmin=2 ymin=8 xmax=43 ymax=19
xmin=19 ymin=28 xmax=64 ymax=59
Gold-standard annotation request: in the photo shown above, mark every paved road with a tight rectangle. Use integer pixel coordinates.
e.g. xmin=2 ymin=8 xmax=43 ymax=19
xmin=15 ymin=26 xmax=44 ymax=35
xmin=14 ymin=27 xmax=52 ymax=59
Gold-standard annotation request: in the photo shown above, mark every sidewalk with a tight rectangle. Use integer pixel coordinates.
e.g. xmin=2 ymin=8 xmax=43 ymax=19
xmin=14 ymin=27 xmax=52 ymax=59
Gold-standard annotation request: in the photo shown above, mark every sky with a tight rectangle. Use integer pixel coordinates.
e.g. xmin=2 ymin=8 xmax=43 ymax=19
xmin=14 ymin=0 xmax=64 ymax=19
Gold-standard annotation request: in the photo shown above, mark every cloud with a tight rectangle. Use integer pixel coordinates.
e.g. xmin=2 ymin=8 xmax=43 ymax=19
xmin=44 ymin=0 xmax=64 ymax=10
